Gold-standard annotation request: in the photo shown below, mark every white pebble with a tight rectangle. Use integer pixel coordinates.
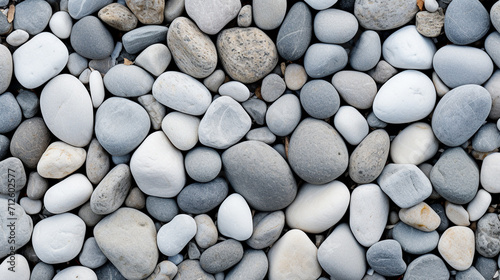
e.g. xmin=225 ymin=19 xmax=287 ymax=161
xmin=333 ymin=106 xmax=368 ymax=145
xmin=432 ymin=72 xmax=449 ymax=97
xmin=157 ymin=214 xmax=197 ymax=256
xmin=49 ymin=11 xmax=73 ymax=39
xmin=390 ymin=122 xmax=439 ymax=165
xmin=445 ymin=201 xmax=470 ymax=226
xmin=466 ymin=189 xmax=492 ymax=222
xmin=425 ymin=0 xmax=439 ymax=12
xmin=217 ymin=193 xmax=253 ymax=241
xmin=53 ymin=266 xmax=97 ymax=280
xmin=0 ymin=254 xmax=30 ymax=280
xmin=218 ymin=81 xmax=250 ymax=102
xmin=37 ymin=141 xmax=87 ymax=179
xmin=43 ymin=173 xmax=93 ymax=214
xmin=438 ymin=226 xmax=474 ymax=271
xmin=6 ymin=29 xmax=29 ymax=47
xmin=89 ymin=70 xmax=105 ymax=108
xmin=481 ymin=152 xmax=500 ymax=193
xmin=399 ymin=202 xmax=441 ymax=232
xmin=161 ymin=112 xmax=200 ymax=151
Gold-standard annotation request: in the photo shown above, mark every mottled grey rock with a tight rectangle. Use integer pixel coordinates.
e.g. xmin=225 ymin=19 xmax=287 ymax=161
xmin=265 ymin=94 xmax=301 ymax=137
xmin=122 ymin=25 xmax=168 ymax=54
xmin=226 ymin=249 xmax=268 ymax=280
xmin=217 ymin=27 xmax=278 ymax=84
xmin=253 ymin=0 xmax=286 ymax=30
xmin=95 ymin=97 xmax=151 ymax=156
xmin=71 ymin=16 xmax=114 ymax=60
xmin=98 ymin=3 xmax=138 ymax=31
xmin=79 ymin=237 xmax=107 ymax=269
xmin=261 ymin=73 xmax=286 ymax=103
xmin=416 ymin=9 xmax=445 ymax=38
xmin=0 ymin=157 xmax=26 ymax=194
xmin=200 ymin=239 xmax=244 ymax=274
xmin=288 ymin=118 xmax=348 ymax=184
xmin=276 ymin=2 xmax=312 ymax=61
xmin=86 ymin=138 xmax=110 ymax=185
xmin=455 ymin=267 xmax=486 ymax=280
xmin=392 ymin=222 xmax=439 ymax=255
xmin=31 ymin=262 xmax=55 ymax=280
xmin=300 ymin=79 xmax=340 ymax=119
xmin=222 ymin=141 xmax=297 ymax=211
xmin=0 ymin=92 xmax=22 ymax=134
xmin=146 ymin=196 xmax=178 ymax=222
xmin=90 ymin=164 xmax=131 ymax=215
xmin=475 ymin=256 xmax=498 ymax=280
xmin=349 ymin=129 xmax=390 ymax=184
xmin=444 ymin=0 xmax=490 ymax=45
xmin=177 ymin=178 xmax=228 ymax=214
xmin=125 ymin=0 xmax=164 ymax=24
xmin=354 ymin=0 xmax=418 ymax=30
xmin=16 ymin=90 xmax=39 ymax=118
xmin=0 ymin=45 xmax=12 ymax=94
xmin=476 ymin=213 xmax=500 ymax=258
xmin=472 ymin=123 xmax=500 ymax=152
xmin=194 ymin=214 xmax=218 ymax=249
xmin=367 ymin=240 xmax=406 ymax=277
xmin=68 ymin=0 xmax=113 ymax=19
xmin=0 ymin=135 xmax=8 ymax=161
xmin=247 ymin=211 xmax=285 ymax=249
xmin=9 ymin=117 xmax=51 ymax=169
xmin=403 ymin=254 xmax=449 ymax=280
xmin=13 ymin=0 xmax=52 ymax=35
xmin=174 ymin=260 xmax=214 ymax=280
xmin=237 ymin=4 xmax=252 ymax=27
xmin=0 ymin=198 xmax=32 ymax=259
xmin=332 ymin=70 xmax=377 ymax=110
xmin=185 ymin=0 xmax=241 ymax=35
xmin=242 ymin=98 xmax=267 ymax=125
xmin=369 ymin=60 xmax=398 ymax=84
xmin=104 ymin=64 xmax=154 ymax=97
xmin=314 ymin=8 xmax=358 ymax=44
xmin=432 ymin=85 xmax=492 ymax=146
xmin=304 ymin=43 xmax=348 ymax=78
xmin=184 ymin=147 xmax=221 ymax=183
xmin=95 ymin=262 xmax=127 ymax=280
xmin=350 ymin=30 xmax=381 ymax=71
xmin=430 ymin=203 xmax=449 ymax=232
xmin=188 ymin=242 xmax=201 ymax=260
xmin=246 ymin=127 xmax=276 ymax=144
xmin=165 ymin=0 xmax=185 ymax=22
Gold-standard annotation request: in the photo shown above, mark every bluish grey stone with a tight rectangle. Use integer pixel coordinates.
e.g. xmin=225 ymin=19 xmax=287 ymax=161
xmin=377 ymin=164 xmax=432 ymax=208
xmin=68 ymin=0 xmax=113 ymax=19
xmin=242 ymin=98 xmax=267 ymax=125
xmin=247 ymin=211 xmax=285 ymax=249
xmin=176 ymin=178 xmax=229 ymax=214
xmin=304 ymin=43 xmax=348 ymax=78
xmin=95 ymin=262 xmax=127 ymax=280
xmin=79 ymin=237 xmax=107 ymax=269
xmin=332 ymin=70 xmax=378 ymax=110
xmin=0 ymin=92 xmax=22 ymax=133
xmin=476 ymin=213 xmax=500 ymax=258
xmin=472 ymin=123 xmax=500 ymax=152
xmin=200 ymin=239 xmax=244 ymax=274
xmin=455 ymin=267 xmax=486 ymax=280
xmin=13 ymin=0 xmax=52 ymax=35
xmin=146 ymin=196 xmax=178 ymax=223
xmin=175 ymin=260 xmax=214 ymax=280
xmin=89 ymin=58 xmax=114 ymax=74
xmin=246 ymin=127 xmax=276 ymax=144
xmin=30 ymin=262 xmax=54 ymax=280
xmin=276 ymin=2 xmax=312 ymax=61
xmin=485 ymin=31 xmax=500 ymax=68
xmin=185 ymin=147 xmax=222 ymax=183
xmin=111 ymin=153 xmax=130 ymax=165
xmin=71 ymin=16 xmax=114 ymax=59
xmin=432 ymin=85 xmax=492 ymax=146
xmin=444 ymin=0 xmax=490 ymax=45
xmin=26 ymin=171 xmax=48 ymax=200
xmin=226 ymin=249 xmax=268 ymax=280
xmin=67 ymin=53 xmax=88 ymax=76
xmin=261 ymin=73 xmax=286 ymax=103
xmin=103 ymin=64 xmax=154 ymax=97
xmin=10 ymin=117 xmax=51 ymax=169
xmin=403 ymin=254 xmax=449 ymax=280
xmin=122 ymin=25 xmax=169 ymax=54
xmin=253 ymin=0 xmax=286 ymax=30
xmin=169 ymin=254 xmax=184 ymax=266
xmin=314 ymin=8 xmax=358 ymax=44
xmin=367 ymin=112 xmax=387 ymax=129
xmin=430 ymin=147 xmax=479 ymax=204
xmin=0 ymin=135 xmax=9 ymax=160
xmin=366 ymin=240 xmax=406 ymax=277
xmin=265 ymin=94 xmax=301 ymax=137
xmin=354 ymin=0 xmax=418 ymax=30
xmin=273 ymin=144 xmax=286 ymax=159
xmin=300 ymin=79 xmax=340 ymax=119
xmin=95 ymin=97 xmax=151 ymax=156
xmin=433 ymin=45 xmax=493 ymax=88
xmin=0 ymin=44 xmax=12 ymax=93
xmin=16 ymin=90 xmax=39 ymax=118
xmin=475 ymin=256 xmax=498 ymax=280
xmin=222 ymin=141 xmax=297 ymax=211
xmin=430 ymin=203 xmax=449 ymax=232
xmin=392 ymin=222 xmax=439 ymax=255
xmin=288 ymin=118 xmax=348 ymax=184
xmin=0 ymin=12 xmax=11 ymax=35
xmin=350 ymin=30 xmax=381 ymax=71
xmin=0 ymin=0 xmax=7 ymax=7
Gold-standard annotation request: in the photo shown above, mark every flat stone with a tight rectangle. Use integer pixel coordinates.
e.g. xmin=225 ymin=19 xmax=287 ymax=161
xmin=253 ymin=0 xmax=286 ymax=30
xmin=103 ymin=64 xmax=154 ymax=97
xmin=332 ymin=70 xmax=377 ymax=110
xmin=90 ymin=164 xmax=131 ymax=215
xmin=174 ymin=260 xmax=214 ymax=280
xmin=185 ymin=0 xmax=241 ymax=35
xmin=304 ymin=43 xmax=348 ymax=78
xmin=247 ymin=211 xmax=285 ymax=249
xmin=200 ymin=239 xmax=244 ymax=274
xmin=416 ymin=9 xmax=445 ymax=37
xmin=68 ymin=0 xmax=113 ymax=19
xmin=276 ymin=1 xmax=312 ymax=60
xmin=122 ymin=25 xmax=168 ymax=54
xmin=157 ymin=214 xmax=197 ymax=256
xmin=13 ymin=0 xmax=52 ymax=35
xmin=98 ymin=3 xmax=138 ymax=31
xmin=37 ymin=141 xmax=86 ymax=179
xmin=334 ymin=106 xmax=369 ymax=146
xmin=472 ymin=123 xmax=500 ymax=152
xmin=314 ymin=8 xmax=358 ymax=44
xmin=366 ymin=240 xmax=407 ymax=277
xmin=392 ymin=222 xmax=439 ymax=255
xmin=43 ymin=173 xmax=93 ymax=214
xmin=266 ymin=94 xmax=301 ymax=137
xmin=10 ymin=118 xmax=50 ymax=170
xmin=444 ymin=0 xmax=490 ymax=45
xmin=403 ymin=254 xmax=450 ymax=280
xmin=438 ymin=226 xmax=475 ymax=271
xmin=399 ymin=202 xmax=441 ymax=232
xmin=354 ymin=0 xmax=418 ymax=30
xmin=79 ymin=237 xmax=107 ymax=269
xmin=218 ymin=81 xmax=250 ymax=102
xmin=476 ymin=213 xmax=500 ymax=258
xmin=300 ymin=79 xmax=340 ymax=119
xmin=0 ymin=198 xmax=32 ymax=259
xmin=0 ymin=45 xmax=12 ymax=93
xmin=390 ymin=122 xmax=439 ymax=165
xmin=226 ymin=249 xmax=268 ymax=280
xmin=350 ymin=30 xmax=381 ymax=71
xmin=349 ymin=129 xmax=390 ymax=184
xmin=177 ymin=178 xmax=228 ymax=214
xmin=194 ymin=214 xmax=218 ymax=249
xmin=125 ymin=0 xmax=164 ymax=24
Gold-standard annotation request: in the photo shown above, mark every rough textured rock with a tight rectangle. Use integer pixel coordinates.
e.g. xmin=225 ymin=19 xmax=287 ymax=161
xmin=349 ymin=129 xmax=390 ymax=184
xmin=354 ymin=0 xmax=419 ymax=30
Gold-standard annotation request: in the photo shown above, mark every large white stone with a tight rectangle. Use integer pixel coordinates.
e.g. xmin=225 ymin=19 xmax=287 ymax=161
xmin=32 ymin=213 xmax=86 ymax=264
xmin=157 ymin=214 xmax=197 ymax=256
xmin=438 ymin=226 xmax=475 ymax=271
xmin=481 ymin=153 xmax=500 ymax=193
xmin=217 ymin=193 xmax=253 ymax=241
xmin=286 ymin=180 xmax=350 ymax=234
xmin=382 ymin=25 xmax=436 ymax=70
xmin=53 ymin=266 xmax=97 ymax=280
xmin=466 ymin=189 xmax=492 ymax=222
xmin=349 ymin=184 xmax=389 ymax=247
xmin=373 ymin=70 xmax=436 ymax=124
xmin=0 ymin=254 xmax=30 ymax=280
xmin=13 ymin=32 xmax=69 ymax=89
xmin=390 ymin=122 xmax=439 ymax=165
xmin=333 ymin=106 xmax=369 ymax=145
xmin=161 ymin=112 xmax=200 ymax=151
xmin=37 ymin=141 xmax=87 ymax=179
xmin=43 ymin=173 xmax=93 ymax=214
xmin=130 ymin=131 xmax=185 ymax=198
xmin=40 ymin=74 xmax=94 ymax=147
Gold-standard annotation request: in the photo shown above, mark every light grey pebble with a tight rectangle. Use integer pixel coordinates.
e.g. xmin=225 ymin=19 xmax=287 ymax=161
xmin=485 ymin=70 xmax=500 ymax=120
xmin=13 ymin=0 xmax=52 ymax=35
xmin=486 ymin=32 xmax=500 ymax=72
xmin=124 ymin=187 xmax=146 ymax=209
xmin=104 ymin=64 xmax=154 ymax=97
xmin=246 ymin=127 xmax=276 ymax=144
xmin=111 ymin=153 xmax=131 ymax=165
xmin=288 ymin=118 xmax=348 ymax=184
xmin=26 ymin=172 xmax=48 ymax=200
xmin=10 ymin=117 xmax=51 ymax=169
xmin=68 ymin=0 xmax=113 ymax=19
xmin=476 ymin=213 xmax=500 ymax=258
xmin=475 ymin=256 xmax=498 ymax=280
xmin=366 ymin=240 xmax=407 ymax=277
xmin=79 ymin=68 xmax=91 ymax=84
xmin=247 ymin=211 xmax=285 ymax=249
xmin=266 ymin=94 xmax=301 ymax=137
xmin=94 ymin=262 xmax=127 ymax=280
xmin=185 ymin=0 xmax=240 ymax=35
xmin=253 ymin=0 xmax=286 ymax=30
xmin=137 ymin=94 xmax=167 ymax=130
xmin=261 ymin=73 xmax=286 ymax=103
xmin=332 ymin=70 xmax=377 ymax=110
xmin=90 ymin=164 xmax=132 ymax=215
xmin=203 ymin=69 xmax=226 ymax=93
xmin=0 ymin=44 xmax=12 ymax=94
xmin=86 ymin=138 xmax=110 ymax=185
xmin=16 ymin=90 xmax=39 ymax=118
xmin=165 ymin=0 xmax=185 ymax=22
xmin=218 ymin=81 xmax=250 ymax=102
xmin=362 ymin=273 xmax=386 ymax=280
xmin=71 ymin=16 xmax=114 ymax=59
xmin=273 ymin=143 xmax=286 ymax=159
xmin=444 ymin=0 xmax=490 ymax=45
xmin=134 ymin=43 xmax=171 ymax=77
xmin=350 ymin=30 xmax=381 ymax=71
xmin=0 ymin=157 xmax=26 ymax=194
xmin=89 ymin=58 xmax=114 ymax=74
xmin=300 ymin=79 xmax=340 ymax=119
xmin=430 ymin=203 xmax=449 ymax=232
xmin=237 ymin=4 xmax=252 ymax=27
xmin=177 ymin=178 xmax=229 ymax=214
xmin=472 ymin=123 xmax=500 ymax=152
xmin=79 ymin=237 xmax=107 ymax=269
xmin=194 ymin=214 xmax=218 ymax=249
xmin=354 ymin=0 xmax=418 ymax=30
xmin=146 ymin=196 xmax=178 ymax=223
xmin=30 ymin=262 xmax=55 ymax=280
xmin=304 ymin=43 xmax=348 ymax=78
xmin=78 ymin=202 xmax=104 ymax=227
xmin=349 ymin=129 xmax=390 ymax=184
xmin=174 ymin=260 xmax=214 ymax=280
xmin=455 ymin=267 xmax=486 ymax=280
xmin=226 ymin=249 xmax=268 ymax=280
xmin=367 ymin=112 xmax=388 ymax=128
xmin=185 ymin=147 xmax=221 ymax=183
xmin=0 ymin=135 xmax=8 ymax=161
xmin=392 ymin=222 xmax=439 ymax=255
xmin=122 ymin=25 xmax=168 ymax=54
xmin=242 ymin=98 xmax=267 ymax=125
xmin=403 ymin=254 xmax=449 ymax=280
xmin=188 ymin=242 xmax=201 ymax=260
xmin=0 ymin=92 xmax=22 ymax=134
xmin=67 ymin=53 xmax=88 ymax=76
xmin=314 ymin=8 xmax=358 ymax=44
xmin=6 ymin=29 xmax=30 ymax=47
xmin=276 ymin=2 xmax=312 ymax=61
xmin=200 ymin=239 xmax=244 ymax=274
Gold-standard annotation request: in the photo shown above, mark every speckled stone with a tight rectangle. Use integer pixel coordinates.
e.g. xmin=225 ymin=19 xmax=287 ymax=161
xmin=276 ymin=2 xmax=312 ymax=61
xmin=416 ymin=9 xmax=445 ymax=37
xmin=349 ymin=129 xmax=390 ymax=184
xmin=98 ymin=3 xmax=138 ymax=31
xmin=125 ymin=0 xmax=164 ymax=24
xmin=476 ymin=213 xmax=500 ymax=258
xmin=354 ymin=0 xmax=418 ymax=30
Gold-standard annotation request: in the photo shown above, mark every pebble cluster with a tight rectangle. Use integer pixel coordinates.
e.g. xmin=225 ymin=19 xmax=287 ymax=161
xmin=1 ymin=0 xmax=500 ymax=279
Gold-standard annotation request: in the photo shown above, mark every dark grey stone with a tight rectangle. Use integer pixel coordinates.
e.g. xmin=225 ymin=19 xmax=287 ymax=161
xmin=10 ymin=117 xmax=51 ymax=169
xmin=174 ymin=260 xmax=214 ymax=280
xmin=68 ymin=0 xmax=113 ymax=19
xmin=0 ymin=92 xmax=22 ymax=134
xmin=349 ymin=129 xmax=390 ymax=184
xmin=30 ymin=262 xmax=54 ymax=280
xmin=90 ymin=164 xmax=132 ymax=215
xmin=247 ymin=211 xmax=285 ymax=249
xmin=304 ymin=43 xmax=348 ymax=78
xmin=26 ymin=171 xmax=48 ymax=200
xmin=242 ymin=98 xmax=267 ymax=125
xmin=475 ymin=256 xmax=498 ymax=280
xmin=403 ymin=254 xmax=449 ymax=280
xmin=350 ymin=30 xmax=381 ymax=72
xmin=103 ymin=64 xmax=154 ymax=97
xmin=89 ymin=58 xmax=114 ymax=74
xmin=455 ymin=267 xmax=485 ymax=280
xmin=226 ymin=249 xmax=268 ymax=280
xmin=430 ymin=147 xmax=479 ymax=204
xmin=300 ymin=79 xmax=340 ymax=119
xmin=367 ymin=112 xmax=387 ymax=129
xmin=16 ymin=90 xmax=39 ymax=118
xmin=200 ymin=239 xmax=244 ymax=274
xmin=86 ymin=138 xmax=110 ymax=185
xmin=444 ymin=0 xmax=490 ymax=45
xmin=276 ymin=2 xmax=312 ymax=61
xmin=430 ymin=203 xmax=449 ymax=232
xmin=392 ymin=222 xmax=439 ymax=255
xmin=176 ymin=178 xmax=229 ymax=214
xmin=146 ymin=196 xmax=178 ymax=223
xmin=13 ymin=0 xmax=52 ymax=35
xmin=79 ymin=237 xmax=108 ymax=269
xmin=222 ymin=141 xmax=297 ymax=211
xmin=95 ymin=262 xmax=127 ymax=280
xmin=184 ymin=147 xmax=222 ymax=183
xmin=0 ymin=135 xmax=9 ymax=160
xmin=366 ymin=240 xmax=406 ymax=277
xmin=472 ymin=123 xmax=500 ymax=152
xmin=476 ymin=213 xmax=500 ymax=258
xmin=432 ymin=85 xmax=492 ymax=146
xmin=71 ymin=16 xmax=114 ymax=59
xmin=122 ymin=25 xmax=169 ymax=54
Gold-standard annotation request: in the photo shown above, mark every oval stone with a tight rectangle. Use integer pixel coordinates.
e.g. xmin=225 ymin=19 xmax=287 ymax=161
xmin=354 ymin=0 xmax=418 ymax=30
xmin=444 ymin=0 xmax=490 ymax=45
xmin=10 ymin=117 xmax=51 ymax=169
xmin=314 ymin=9 xmax=358 ymax=44
xmin=390 ymin=122 xmax=439 ymax=165
xmin=90 ymin=164 xmax=132 ymax=215
xmin=103 ymin=64 xmax=154 ymax=97
xmin=438 ymin=226 xmax=475 ymax=271
xmin=157 ymin=214 xmax=197 ymax=256
xmin=70 ymin=16 xmax=114 ymax=59
xmin=265 ymin=94 xmax=301 ymax=137
xmin=200 ymin=239 xmax=244 ymax=274
xmin=276 ymin=2 xmax=312 ymax=61
xmin=217 ymin=193 xmax=253 ymax=241
xmin=331 ymin=70 xmax=377 ymax=110
xmin=304 ymin=43 xmax=348 ymax=78
xmin=177 ymin=178 xmax=228 ymax=214
xmin=44 ymin=174 xmax=93 ymax=214
xmin=252 ymin=0 xmax=286 ymax=30
xmin=0 ymin=44 xmax=12 ymax=93
xmin=37 ymin=141 xmax=86 ymax=179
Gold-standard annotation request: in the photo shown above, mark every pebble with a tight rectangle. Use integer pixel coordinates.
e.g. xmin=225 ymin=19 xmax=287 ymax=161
xmin=226 ymin=249 xmax=268 ymax=280
xmin=369 ymin=60 xmax=398 ymax=84
xmin=67 ymin=53 xmax=88 ymax=76
xmin=0 ymin=136 xmax=8 ymax=160
xmin=89 ymin=70 xmax=104 ymax=108
xmin=49 ymin=11 xmax=72 ymax=39
xmin=438 ymin=226 xmax=475 ymax=270
xmin=40 ymin=74 xmax=93 ymax=147
xmin=146 ymin=260 xmax=178 ymax=280
xmin=14 ymin=91 xmax=39 ymax=118
xmin=90 ymin=164 xmax=131 ymax=215
xmin=242 ymin=98 xmax=267 ymax=125
xmin=237 ymin=4 xmax=252 ymax=27
xmin=94 ymin=262 xmax=127 ymax=280
xmin=185 ymin=0 xmax=241 ymax=35
xmin=195 ymin=214 xmax=218 ymax=249
xmin=433 ymin=45 xmax=493 ymax=88
xmin=94 ymin=208 xmax=158 ymax=279
xmin=122 ymin=25 xmax=168 ymax=54
xmin=472 ymin=123 xmax=500 ymax=152
xmin=6 ymin=29 xmax=29 ymax=47
xmin=165 ymin=0 xmax=185 ymax=22
xmin=162 ymin=112 xmax=199 ymax=151
xmin=475 ymin=256 xmax=498 ymax=280
xmin=199 ymin=96 xmax=251 ymax=149
xmin=124 ymin=186 xmax=146 ymax=209
xmin=350 ymin=30 xmax=381 ymax=71
xmin=217 ymin=193 xmax=253 ymax=241
xmin=252 ymin=0 xmax=285 ymax=30
xmin=85 ymin=139 xmax=110 ymax=185
xmin=373 ymin=70 xmax=436 ymax=124
xmin=130 ymin=131 xmax=185 ymax=198
xmin=32 ymin=213 xmax=86 ymax=264
xmin=68 ymin=0 xmax=113 ymax=19
xmin=0 ymin=45 xmax=12 ymax=93
xmin=245 ymin=127 xmax=275 ymax=144
xmin=430 ymin=147 xmax=479 ymax=204
xmin=177 ymin=178 xmax=228 ymax=214
xmin=26 ymin=172 xmax=48 ymax=200
xmin=43 ymin=173 xmax=93 ymax=214
xmin=79 ymin=237 xmax=107 ymax=269
xmin=157 ymin=214 xmax=197 ymax=256
xmin=103 ymin=64 xmax=154 ymax=97
xmin=354 ymin=0 xmax=418 ymax=30
xmin=10 ymin=118 xmax=50 ymax=169
xmin=334 ymin=106 xmax=369 ymax=146
xmin=284 ymin=63 xmax=308 ymax=90
xmin=19 ymin=197 xmax=41 ymax=214
xmin=0 ymin=254 xmax=30 ymax=280
xmin=0 ymin=92 xmax=21 ymax=134
xmin=304 ymin=43 xmax=348 ymax=78
xmin=218 ymin=81 xmax=250 ymax=102
xmin=37 ymin=141 xmax=86 ymax=179
xmin=98 ymin=3 xmax=138 ymax=31
xmin=416 ymin=9 xmax=445 ymax=37
xmin=444 ymin=201 xmax=470 ymax=226
xmin=444 ymin=0 xmax=490 ymax=45
xmin=153 ymin=71 xmax=211 ymax=116
xmin=403 ymin=254 xmax=450 ymax=280
xmin=382 ymin=25 xmax=436 ymax=70
xmin=332 ymin=71 xmax=377 ymax=110
xmin=53 ymin=266 xmax=97 ymax=280
xmin=222 ymin=140 xmax=297 ymax=211
xmin=0 ymin=12 xmax=11 ymax=36
xmin=137 ymin=94 xmax=167 ymax=130
xmin=466 ymin=189 xmax=491 ymax=222
xmin=300 ymin=79 xmax=340 ymax=119
xmin=317 ymin=223 xmax=366 ymax=280
xmin=350 ymin=184 xmax=389 ymax=247
xmin=184 ymin=147 xmax=221 ymax=183
xmin=125 ymin=0 xmax=164 ymax=24
xmin=134 ymin=43 xmax=171 ymax=77
xmin=146 ymin=196 xmax=178 ymax=222
xmin=13 ymin=0 xmax=52 ymax=35
xmin=268 ymin=229 xmax=322 ymax=280
xmin=476 ymin=213 xmax=500 ymax=258
xmin=367 ymin=240 xmax=407 ymax=277
xmin=217 ymin=27 xmax=278 ymax=83
xmin=390 ymin=122 xmax=439 ymax=165
xmin=247 ymin=211 xmax=285 ymax=249
xmin=78 ymin=202 xmax=104 ymax=227
xmin=314 ymin=9 xmax=358 ymax=44
xmin=175 ymin=260 xmax=214 ymax=280
xmin=203 ymin=69 xmax=225 ymax=92
xmin=0 ymin=199 xmax=32 ymax=259
xmin=200 ymin=239 xmax=243 ymax=274
xmin=349 ymin=129 xmax=390 ymax=184
xmin=71 ymin=16 xmax=114 ymax=59
xmin=260 ymin=73 xmax=286 ymax=103
xmin=276 ymin=2 xmax=312 ymax=61
xmin=31 ymin=262 xmax=55 ymax=280
xmin=485 ymin=70 xmax=500 ymax=120
xmin=425 ymin=0 xmax=439 ymax=12
xmin=392 ymin=222 xmax=439 ymax=255
xmin=304 ymin=0 xmax=337 ymax=10
xmin=456 ymin=267 xmax=486 ymax=280
xmin=481 ymin=153 xmax=500 ymax=193
xmin=266 ymin=94 xmax=301 ymax=136
xmin=377 ymin=163 xmax=432 ymax=208
xmin=399 ymin=202 xmax=441 ymax=232
xmin=0 ymin=157 xmax=26 ymax=194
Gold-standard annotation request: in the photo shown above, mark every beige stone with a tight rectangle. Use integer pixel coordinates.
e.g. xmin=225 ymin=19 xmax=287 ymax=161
xmin=98 ymin=3 xmax=138 ymax=31
xmin=445 ymin=201 xmax=470 ymax=226
xmin=37 ymin=141 xmax=86 ymax=179
xmin=399 ymin=202 xmax=441 ymax=232
xmin=284 ymin=64 xmax=307 ymax=91
xmin=125 ymin=0 xmax=164 ymax=24
xmin=438 ymin=226 xmax=475 ymax=271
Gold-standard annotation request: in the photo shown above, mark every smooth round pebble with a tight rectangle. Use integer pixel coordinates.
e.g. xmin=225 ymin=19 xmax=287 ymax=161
xmin=472 ymin=123 xmax=500 ymax=152
xmin=200 ymin=239 xmax=244 ymax=274
xmin=390 ymin=122 xmax=439 ymax=165
xmin=300 ymin=79 xmax=340 ymax=119
xmin=276 ymin=2 xmax=312 ymax=61
xmin=177 ymin=178 xmax=228 ymax=214
xmin=399 ymin=202 xmax=441 ymax=232
xmin=467 ymin=189 xmax=492 ymax=222
xmin=366 ymin=240 xmax=407 ymax=277
xmin=444 ymin=0 xmax=490 ymax=45
xmin=266 ymin=94 xmax=301 ymax=137
xmin=162 ymin=112 xmax=200 ymax=151
xmin=332 ymin=70 xmax=377 ymax=110
xmin=49 ymin=11 xmax=72 ymax=39
xmin=334 ymin=106 xmax=369 ymax=146
xmin=103 ymin=64 xmax=154 ymax=97
xmin=304 ymin=43 xmax=348 ymax=78
xmin=261 ymin=73 xmax=286 ymax=103
xmin=146 ymin=196 xmax=178 ymax=223
xmin=445 ymin=201 xmax=470 ymax=226
xmin=392 ymin=222 xmax=439 ymax=255
xmin=218 ymin=81 xmax=250 ymax=102
xmin=247 ymin=211 xmax=285 ymax=250
xmin=252 ymin=0 xmax=286 ymax=30
xmin=53 ymin=266 xmax=97 ymax=280
xmin=314 ymin=9 xmax=358 ymax=44
xmin=403 ymin=254 xmax=450 ymax=280
xmin=37 ymin=141 xmax=86 ymax=179
xmin=194 ymin=214 xmax=218 ymax=249
xmin=438 ymin=226 xmax=475 ymax=270
xmin=70 ymin=16 xmax=114 ymax=59
xmin=0 ymin=254 xmax=30 ymax=280
xmin=0 ymin=93 xmax=22 ymax=135
xmin=79 ymin=237 xmax=107 ymax=269
xmin=349 ymin=129 xmax=390 ymax=184
xmin=43 ymin=173 xmax=93 ymax=214
xmin=226 ymin=249 xmax=268 ymax=280
xmin=481 ymin=153 xmax=500 ymax=193
xmin=218 ymin=193 xmax=253 ymax=241
xmin=185 ymin=147 xmax=221 ymax=183
xmin=350 ymin=30 xmax=381 ymax=71
xmin=6 ymin=29 xmax=29 ymax=47
xmin=157 ymin=214 xmax=197 ymax=256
